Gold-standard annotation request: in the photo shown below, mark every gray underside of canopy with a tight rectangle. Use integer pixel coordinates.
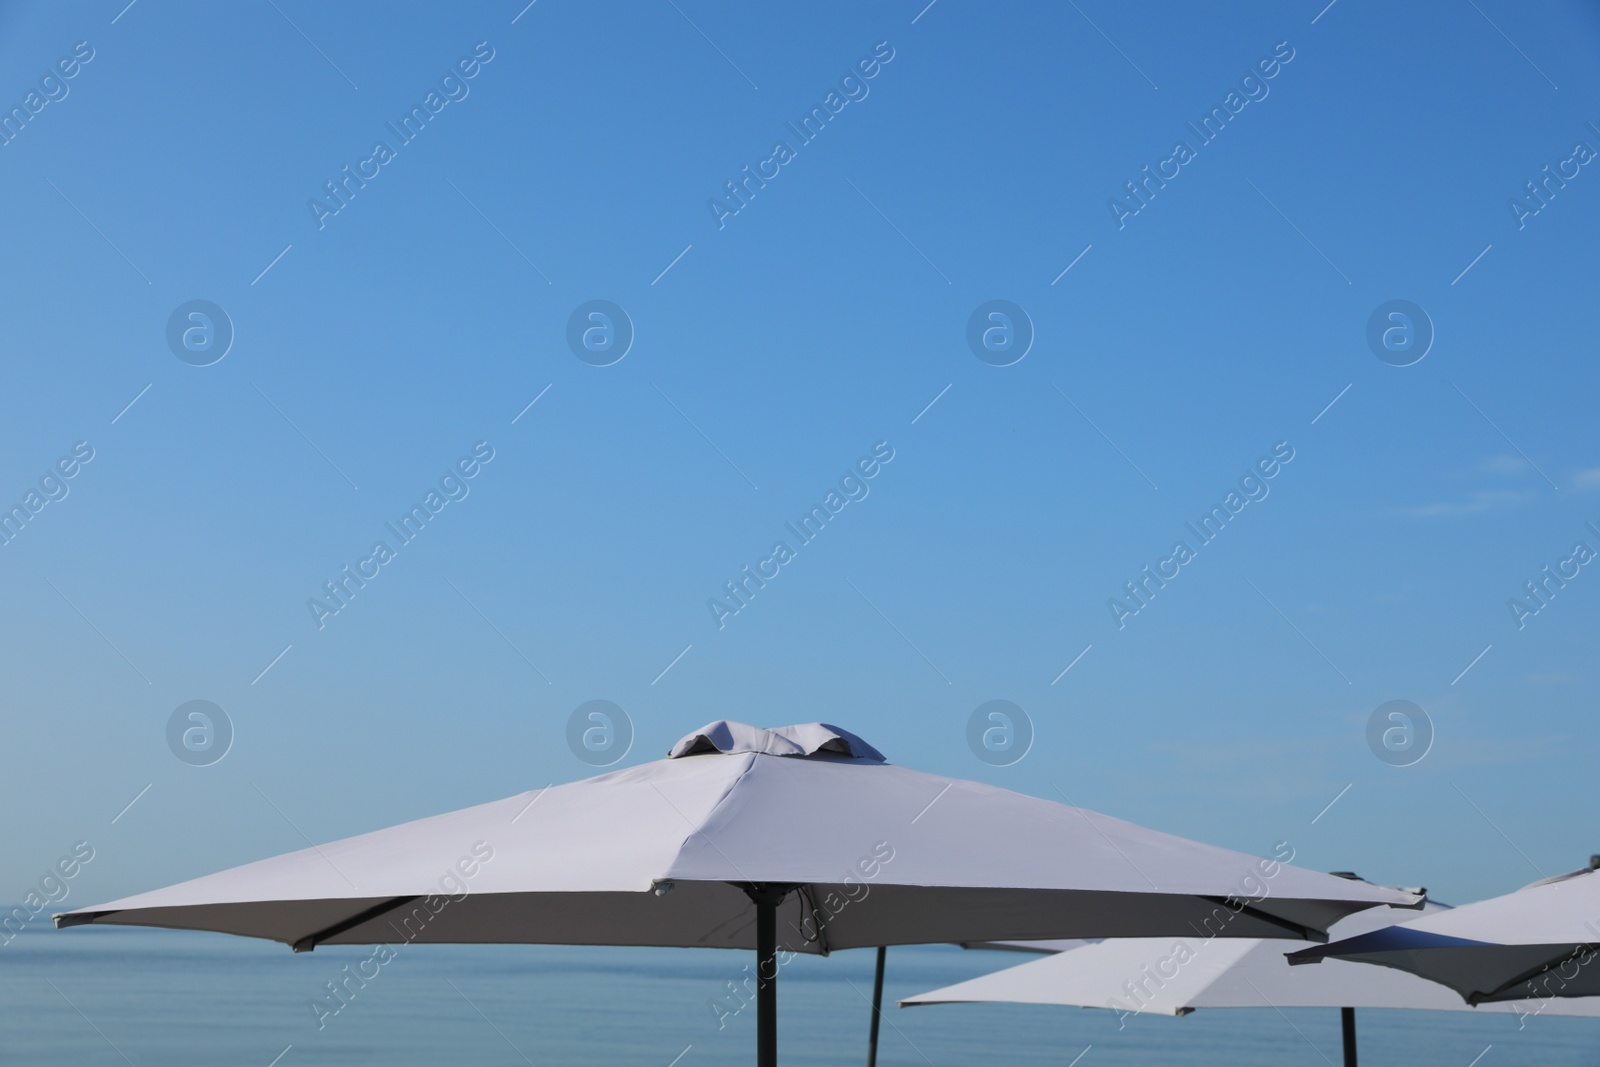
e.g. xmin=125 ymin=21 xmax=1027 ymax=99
xmin=59 ymin=881 xmax=1361 ymax=954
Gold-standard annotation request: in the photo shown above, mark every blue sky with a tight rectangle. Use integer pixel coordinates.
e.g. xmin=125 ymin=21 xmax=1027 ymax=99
xmin=2 ymin=0 xmax=1598 ymax=918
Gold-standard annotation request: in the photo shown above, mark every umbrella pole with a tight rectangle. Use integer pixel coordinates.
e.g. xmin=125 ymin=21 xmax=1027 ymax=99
xmin=757 ymin=893 xmax=777 ymax=1067
xmin=1340 ymin=1007 xmax=1357 ymax=1067
xmin=867 ymin=946 xmax=886 ymax=1067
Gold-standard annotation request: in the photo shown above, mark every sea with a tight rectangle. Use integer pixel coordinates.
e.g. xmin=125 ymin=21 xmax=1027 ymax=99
xmin=4 ymin=925 xmax=1598 ymax=1065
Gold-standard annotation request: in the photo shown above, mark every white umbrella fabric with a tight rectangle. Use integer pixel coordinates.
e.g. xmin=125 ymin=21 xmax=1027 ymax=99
xmin=903 ymin=881 xmax=1600 ymax=1065
xmin=1289 ymin=861 xmax=1600 ymax=1008
xmin=58 ymin=721 xmax=1419 ymax=1065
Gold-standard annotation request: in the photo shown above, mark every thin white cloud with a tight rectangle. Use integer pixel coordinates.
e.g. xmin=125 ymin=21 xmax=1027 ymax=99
xmin=1479 ymin=454 xmax=1527 ymax=477
xmin=1399 ymin=489 xmax=1533 ymax=518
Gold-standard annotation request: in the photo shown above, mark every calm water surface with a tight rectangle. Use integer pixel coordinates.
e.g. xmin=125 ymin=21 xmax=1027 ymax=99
xmin=4 ymin=927 xmax=1598 ymax=1065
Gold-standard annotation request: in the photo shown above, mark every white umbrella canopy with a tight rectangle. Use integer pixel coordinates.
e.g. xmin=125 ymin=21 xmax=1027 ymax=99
xmin=904 ymin=893 xmax=1600 ymax=1017
xmin=57 ymin=721 xmax=1415 ymax=950
xmin=1288 ymin=862 xmax=1600 ymax=1006
xmin=57 ymin=721 xmax=1420 ymax=1065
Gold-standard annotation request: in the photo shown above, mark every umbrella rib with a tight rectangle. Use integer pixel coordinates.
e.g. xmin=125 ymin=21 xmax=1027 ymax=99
xmin=54 ymin=909 xmax=118 ymax=929
xmin=1475 ymin=944 xmax=1600 ymax=1004
xmin=1051 ymin=784 xmax=1160 ymax=892
xmin=291 ymin=895 xmax=421 ymax=953
xmin=1240 ymin=976 xmax=1338 ymax=1067
xmin=1199 ymin=897 xmax=1316 ymax=942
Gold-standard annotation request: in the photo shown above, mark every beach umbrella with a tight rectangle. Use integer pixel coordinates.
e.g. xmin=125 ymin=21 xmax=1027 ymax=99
xmin=57 ymin=721 xmax=1418 ymax=1066
xmin=903 ymin=877 xmax=1600 ymax=1065
xmin=1289 ymin=859 xmax=1600 ymax=1009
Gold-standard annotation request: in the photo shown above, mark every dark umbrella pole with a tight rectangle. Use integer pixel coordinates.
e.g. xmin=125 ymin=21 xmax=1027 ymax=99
xmin=1341 ymin=1007 xmax=1357 ymax=1067
xmin=867 ymin=946 xmax=887 ymax=1067
xmin=757 ymin=895 xmax=778 ymax=1067
xmin=743 ymin=884 xmax=789 ymax=1067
